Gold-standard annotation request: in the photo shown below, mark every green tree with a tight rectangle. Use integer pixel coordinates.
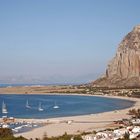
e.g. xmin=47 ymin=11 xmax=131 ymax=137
xmin=0 ymin=128 xmax=13 ymax=138
xmin=0 ymin=128 xmax=27 ymax=140
xmin=123 ymin=132 xmax=130 ymax=140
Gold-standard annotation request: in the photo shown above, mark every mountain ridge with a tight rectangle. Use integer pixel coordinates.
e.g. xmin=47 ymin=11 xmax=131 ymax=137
xmin=92 ymin=24 xmax=140 ymax=87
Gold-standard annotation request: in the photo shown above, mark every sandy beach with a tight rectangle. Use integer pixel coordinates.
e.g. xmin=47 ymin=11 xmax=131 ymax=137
xmin=13 ymin=95 xmax=140 ymax=139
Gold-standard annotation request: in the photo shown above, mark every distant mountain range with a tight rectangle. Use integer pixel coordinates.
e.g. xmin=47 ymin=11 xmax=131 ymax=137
xmin=0 ymin=73 xmax=100 ymax=85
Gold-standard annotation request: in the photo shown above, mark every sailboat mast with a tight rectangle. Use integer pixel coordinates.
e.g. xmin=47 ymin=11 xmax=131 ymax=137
xmin=2 ymin=101 xmax=8 ymax=114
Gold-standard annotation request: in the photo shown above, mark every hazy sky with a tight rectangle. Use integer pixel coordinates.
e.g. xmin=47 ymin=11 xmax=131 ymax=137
xmin=0 ymin=0 xmax=140 ymax=84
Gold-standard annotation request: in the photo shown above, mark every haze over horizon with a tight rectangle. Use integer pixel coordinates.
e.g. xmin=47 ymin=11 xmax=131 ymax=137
xmin=0 ymin=0 xmax=140 ymax=84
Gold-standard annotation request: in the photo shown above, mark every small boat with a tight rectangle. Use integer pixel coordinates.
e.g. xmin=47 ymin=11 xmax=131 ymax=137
xmin=53 ymin=101 xmax=59 ymax=109
xmin=38 ymin=102 xmax=44 ymax=111
xmin=2 ymin=124 xmax=10 ymax=128
xmin=2 ymin=101 xmax=8 ymax=114
xmin=12 ymin=128 xmax=19 ymax=133
xmin=26 ymin=100 xmax=31 ymax=109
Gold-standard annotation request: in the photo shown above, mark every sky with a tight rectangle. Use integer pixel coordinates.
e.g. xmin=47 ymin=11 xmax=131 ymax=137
xmin=0 ymin=0 xmax=140 ymax=84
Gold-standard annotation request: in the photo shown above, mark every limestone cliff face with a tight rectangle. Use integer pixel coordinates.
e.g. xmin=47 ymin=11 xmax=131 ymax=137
xmin=93 ymin=25 xmax=140 ymax=87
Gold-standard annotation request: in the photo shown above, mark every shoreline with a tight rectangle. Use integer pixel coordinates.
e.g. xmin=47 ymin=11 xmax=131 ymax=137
xmin=13 ymin=95 xmax=140 ymax=139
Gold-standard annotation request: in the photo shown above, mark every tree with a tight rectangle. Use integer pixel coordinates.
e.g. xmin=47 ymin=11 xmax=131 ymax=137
xmin=0 ymin=128 xmax=27 ymax=140
xmin=0 ymin=128 xmax=13 ymax=138
xmin=123 ymin=132 xmax=130 ymax=140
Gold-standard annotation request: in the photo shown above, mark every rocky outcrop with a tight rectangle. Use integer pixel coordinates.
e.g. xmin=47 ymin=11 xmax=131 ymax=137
xmin=92 ymin=25 xmax=140 ymax=87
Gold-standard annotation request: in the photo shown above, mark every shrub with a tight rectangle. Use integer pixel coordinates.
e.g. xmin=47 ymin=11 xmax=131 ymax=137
xmin=0 ymin=128 xmax=27 ymax=140
xmin=0 ymin=128 xmax=13 ymax=138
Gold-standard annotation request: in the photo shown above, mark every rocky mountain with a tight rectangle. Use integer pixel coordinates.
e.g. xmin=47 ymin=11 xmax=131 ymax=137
xmin=92 ymin=25 xmax=140 ymax=88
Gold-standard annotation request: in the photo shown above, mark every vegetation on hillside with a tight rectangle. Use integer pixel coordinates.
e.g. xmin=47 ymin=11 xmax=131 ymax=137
xmin=0 ymin=128 xmax=27 ymax=140
xmin=129 ymin=108 xmax=140 ymax=118
xmin=0 ymin=129 xmax=84 ymax=140
xmin=41 ymin=132 xmax=83 ymax=140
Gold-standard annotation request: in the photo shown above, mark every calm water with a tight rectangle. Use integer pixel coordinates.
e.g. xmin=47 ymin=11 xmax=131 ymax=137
xmin=0 ymin=94 xmax=134 ymax=119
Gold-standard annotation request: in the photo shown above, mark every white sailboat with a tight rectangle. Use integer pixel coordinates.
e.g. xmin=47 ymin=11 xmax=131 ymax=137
xmin=53 ymin=101 xmax=59 ymax=109
xmin=2 ymin=101 xmax=8 ymax=114
xmin=38 ymin=102 xmax=44 ymax=111
xmin=26 ymin=100 xmax=31 ymax=109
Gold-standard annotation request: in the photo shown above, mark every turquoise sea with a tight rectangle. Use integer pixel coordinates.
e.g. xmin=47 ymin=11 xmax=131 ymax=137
xmin=0 ymin=94 xmax=134 ymax=119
